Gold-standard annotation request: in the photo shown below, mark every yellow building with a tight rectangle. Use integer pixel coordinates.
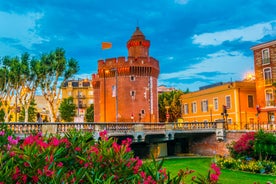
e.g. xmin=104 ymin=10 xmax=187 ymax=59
xmin=61 ymin=79 xmax=94 ymax=120
xmin=180 ymin=81 xmax=257 ymax=130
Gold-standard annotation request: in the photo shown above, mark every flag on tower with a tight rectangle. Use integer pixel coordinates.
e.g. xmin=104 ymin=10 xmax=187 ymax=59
xmin=102 ymin=42 xmax=112 ymax=50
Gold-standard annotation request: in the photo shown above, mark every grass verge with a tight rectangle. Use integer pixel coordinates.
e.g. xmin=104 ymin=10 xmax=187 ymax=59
xmin=162 ymin=157 xmax=276 ymax=184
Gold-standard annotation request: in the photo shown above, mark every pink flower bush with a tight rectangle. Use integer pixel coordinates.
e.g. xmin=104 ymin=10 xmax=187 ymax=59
xmin=0 ymin=123 xmax=218 ymax=184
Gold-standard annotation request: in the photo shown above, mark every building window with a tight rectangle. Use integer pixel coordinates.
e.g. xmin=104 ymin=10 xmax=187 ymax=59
xmin=68 ymin=91 xmax=72 ymax=96
xmin=225 ymin=96 xmax=231 ymax=109
xmin=88 ymin=90 xmax=93 ymax=95
xmin=130 ymin=90 xmax=136 ymax=97
xmin=130 ymin=75 xmax=135 ymax=81
xmin=264 ymin=67 xmax=272 ymax=85
xmin=201 ymin=99 xmax=208 ymax=112
xmin=262 ymin=48 xmax=270 ymax=65
xmin=184 ymin=103 xmax=189 ymax=114
xmin=88 ymin=99 xmax=94 ymax=104
xmin=213 ymin=98 xmax=218 ymax=111
xmin=248 ymin=95 xmax=254 ymax=108
xmin=141 ymin=109 xmax=145 ymax=114
xmin=191 ymin=102 xmax=197 ymax=113
xmin=265 ymin=89 xmax=274 ymax=106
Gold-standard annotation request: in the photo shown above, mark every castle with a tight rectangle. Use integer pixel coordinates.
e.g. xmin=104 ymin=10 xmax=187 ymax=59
xmin=92 ymin=27 xmax=160 ymax=122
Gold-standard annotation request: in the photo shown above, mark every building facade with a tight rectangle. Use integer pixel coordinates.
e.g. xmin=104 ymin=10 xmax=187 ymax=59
xmin=251 ymin=40 xmax=276 ymax=124
xmin=180 ymin=81 xmax=257 ymax=130
xmin=92 ymin=27 xmax=160 ymax=122
xmin=61 ymin=79 xmax=94 ymax=120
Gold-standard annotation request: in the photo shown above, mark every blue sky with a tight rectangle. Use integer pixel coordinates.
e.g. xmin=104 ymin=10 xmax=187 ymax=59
xmin=1 ymin=0 xmax=276 ymax=91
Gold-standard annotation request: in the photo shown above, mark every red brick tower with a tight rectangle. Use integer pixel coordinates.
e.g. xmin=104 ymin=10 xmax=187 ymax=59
xmin=92 ymin=27 xmax=160 ymax=122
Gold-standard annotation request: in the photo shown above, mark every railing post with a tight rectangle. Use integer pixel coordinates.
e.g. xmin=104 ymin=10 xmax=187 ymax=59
xmin=133 ymin=124 xmax=145 ymax=142
xmin=42 ymin=123 xmax=57 ymax=135
xmin=215 ymin=119 xmax=226 ymax=141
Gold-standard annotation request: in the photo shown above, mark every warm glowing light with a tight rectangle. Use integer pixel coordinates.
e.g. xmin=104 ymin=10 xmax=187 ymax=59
xmin=244 ymin=72 xmax=255 ymax=81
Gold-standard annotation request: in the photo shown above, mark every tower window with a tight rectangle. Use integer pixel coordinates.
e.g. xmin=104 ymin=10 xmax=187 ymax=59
xmin=130 ymin=90 xmax=136 ymax=97
xmin=141 ymin=109 xmax=145 ymax=114
xmin=130 ymin=75 xmax=135 ymax=81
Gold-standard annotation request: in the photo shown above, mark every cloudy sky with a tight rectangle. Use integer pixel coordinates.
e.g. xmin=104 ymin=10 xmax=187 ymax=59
xmin=1 ymin=0 xmax=276 ymax=91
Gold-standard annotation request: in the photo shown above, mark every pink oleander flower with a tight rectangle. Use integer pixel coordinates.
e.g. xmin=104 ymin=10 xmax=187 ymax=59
xmin=8 ymin=136 xmax=19 ymax=145
xmin=75 ymin=147 xmax=81 ymax=152
xmin=57 ymin=162 xmax=63 ymax=167
xmin=49 ymin=137 xmax=60 ymax=146
xmin=112 ymin=142 xmax=120 ymax=153
xmin=99 ymin=130 xmax=108 ymax=140
xmin=211 ymin=163 xmax=221 ymax=175
xmin=9 ymin=151 xmax=16 ymax=157
xmin=32 ymin=176 xmax=39 ymax=183
xmin=0 ymin=130 xmax=5 ymax=136
xmin=24 ymin=162 xmax=30 ymax=167
xmin=210 ymin=173 xmax=219 ymax=182
xmin=22 ymin=174 xmax=27 ymax=183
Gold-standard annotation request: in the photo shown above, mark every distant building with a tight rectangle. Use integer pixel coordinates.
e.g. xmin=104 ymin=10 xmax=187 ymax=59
xmin=61 ymin=79 xmax=94 ymax=118
xmin=158 ymin=85 xmax=176 ymax=94
xmin=92 ymin=27 xmax=160 ymax=122
xmin=34 ymin=95 xmax=50 ymax=122
xmin=251 ymin=40 xmax=276 ymax=124
xmin=180 ymin=81 xmax=257 ymax=130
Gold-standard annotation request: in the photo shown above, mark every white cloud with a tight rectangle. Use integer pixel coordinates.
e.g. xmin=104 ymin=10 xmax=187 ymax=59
xmin=159 ymin=50 xmax=253 ymax=91
xmin=192 ymin=20 xmax=276 ymax=46
xmin=0 ymin=11 xmax=46 ymax=51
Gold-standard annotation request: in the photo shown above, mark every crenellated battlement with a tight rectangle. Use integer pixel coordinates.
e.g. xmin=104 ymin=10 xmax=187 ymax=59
xmin=97 ymin=56 xmax=159 ymax=70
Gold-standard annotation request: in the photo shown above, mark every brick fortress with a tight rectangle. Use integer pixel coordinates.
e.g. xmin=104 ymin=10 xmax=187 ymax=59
xmin=92 ymin=27 xmax=160 ymax=122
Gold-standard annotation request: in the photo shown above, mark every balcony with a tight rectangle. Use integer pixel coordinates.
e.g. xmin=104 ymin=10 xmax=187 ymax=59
xmin=266 ymin=100 xmax=275 ymax=107
xmin=262 ymin=58 xmax=270 ymax=65
xmin=264 ymin=79 xmax=276 ymax=86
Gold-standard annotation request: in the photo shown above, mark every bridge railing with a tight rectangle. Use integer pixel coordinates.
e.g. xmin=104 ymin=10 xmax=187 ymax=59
xmin=2 ymin=122 xmax=220 ymax=137
xmin=172 ymin=122 xmax=216 ymax=130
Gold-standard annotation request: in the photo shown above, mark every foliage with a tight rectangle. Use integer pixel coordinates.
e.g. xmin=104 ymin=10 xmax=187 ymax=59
xmin=254 ymin=129 xmax=276 ymax=161
xmin=227 ymin=132 xmax=255 ymax=159
xmin=38 ymin=48 xmax=79 ymax=122
xmin=0 ymin=109 xmax=4 ymax=122
xmin=85 ymin=104 xmax=94 ymax=122
xmin=192 ymin=163 xmax=221 ymax=184
xmin=19 ymin=99 xmax=37 ymax=122
xmin=216 ymin=156 xmax=276 ymax=175
xmin=59 ymin=97 xmax=76 ymax=122
xmin=158 ymin=90 xmax=185 ymax=122
xmin=0 ymin=123 xmax=220 ymax=183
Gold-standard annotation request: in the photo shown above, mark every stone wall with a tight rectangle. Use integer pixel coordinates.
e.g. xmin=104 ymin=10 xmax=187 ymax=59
xmin=190 ymin=131 xmax=254 ymax=156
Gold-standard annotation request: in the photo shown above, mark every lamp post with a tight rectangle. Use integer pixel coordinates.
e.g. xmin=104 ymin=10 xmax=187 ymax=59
xmin=111 ymin=68 xmax=118 ymax=123
xmin=165 ymin=106 xmax=170 ymax=123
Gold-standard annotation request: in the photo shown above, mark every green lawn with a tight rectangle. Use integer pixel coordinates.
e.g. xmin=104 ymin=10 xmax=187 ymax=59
xmin=162 ymin=157 xmax=276 ymax=184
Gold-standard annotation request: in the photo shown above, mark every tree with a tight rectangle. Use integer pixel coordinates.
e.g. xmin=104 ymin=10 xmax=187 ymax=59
xmin=158 ymin=90 xmax=185 ymax=122
xmin=85 ymin=104 xmax=94 ymax=122
xmin=0 ymin=53 xmax=39 ymax=122
xmin=19 ymin=99 xmax=37 ymax=122
xmin=38 ymin=48 xmax=79 ymax=122
xmin=59 ymin=97 xmax=76 ymax=122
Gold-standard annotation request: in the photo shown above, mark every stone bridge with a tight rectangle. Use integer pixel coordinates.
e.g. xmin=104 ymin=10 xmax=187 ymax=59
xmin=4 ymin=121 xmax=226 ymax=142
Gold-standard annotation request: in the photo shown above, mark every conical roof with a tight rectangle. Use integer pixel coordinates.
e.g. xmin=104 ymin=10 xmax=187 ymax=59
xmin=130 ymin=27 xmax=145 ymax=40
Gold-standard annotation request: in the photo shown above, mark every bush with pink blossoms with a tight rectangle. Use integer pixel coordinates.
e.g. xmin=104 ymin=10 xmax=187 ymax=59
xmin=0 ymin=123 xmax=220 ymax=183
